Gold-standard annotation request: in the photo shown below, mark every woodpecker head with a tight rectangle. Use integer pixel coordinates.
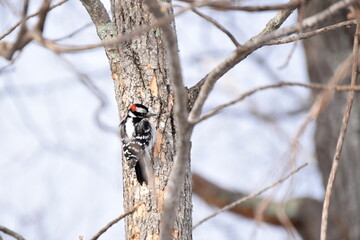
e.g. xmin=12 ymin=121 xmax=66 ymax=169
xmin=128 ymin=104 xmax=156 ymax=118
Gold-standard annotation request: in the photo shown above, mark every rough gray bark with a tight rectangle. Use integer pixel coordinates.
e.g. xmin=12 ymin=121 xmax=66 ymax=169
xmin=81 ymin=0 xmax=192 ymax=239
xmin=304 ymin=1 xmax=360 ymax=239
xmin=110 ymin=1 xmax=192 ymax=239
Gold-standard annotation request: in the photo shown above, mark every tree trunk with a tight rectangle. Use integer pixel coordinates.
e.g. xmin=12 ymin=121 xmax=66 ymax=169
xmin=81 ymin=0 xmax=192 ymax=239
xmin=109 ymin=1 xmax=192 ymax=239
xmin=304 ymin=1 xmax=360 ymax=239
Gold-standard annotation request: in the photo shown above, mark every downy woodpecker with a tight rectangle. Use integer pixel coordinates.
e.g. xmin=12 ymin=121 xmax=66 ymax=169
xmin=120 ymin=104 xmax=156 ymax=185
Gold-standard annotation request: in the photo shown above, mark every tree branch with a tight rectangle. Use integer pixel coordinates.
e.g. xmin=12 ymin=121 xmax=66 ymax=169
xmin=194 ymin=81 xmax=360 ymax=124
xmin=320 ymin=12 xmax=360 ymax=240
xmin=144 ymin=1 xmax=192 ymax=239
xmin=266 ymin=20 xmax=357 ymax=46
xmin=56 ymin=54 xmax=117 ymax=133
xmin=191 ymin=9 xmax=240 ymax=47
xmin=35 ymin=0 xmax=51 ymax=33
xmin=176 ymin=0 xmax=301 ymax=12
xmin=90 ymin=203 xmax=141 ymax=240
xmin=1 ymin=0 xmax=53 ymax=60
xmin=0 ymin=0 xmax=68 ymax=41
xmin=187 ymin=0 xmax=300 ymax=123
xmin=187 ymin=0 xmax=356 ymax=123
xmin=0 ymin=226 xmax=25 ymax=240
xmin=192 ymin=163 xmax=308 ymax=229
xmin=79 ymin=0 xmax=110 ymax=26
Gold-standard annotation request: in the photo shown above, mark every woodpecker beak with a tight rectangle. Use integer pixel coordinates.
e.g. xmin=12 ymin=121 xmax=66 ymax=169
xmin=147 ymin=112 xmax=156 ymax=117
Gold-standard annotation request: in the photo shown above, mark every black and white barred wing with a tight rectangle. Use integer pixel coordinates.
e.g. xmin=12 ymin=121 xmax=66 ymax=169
xmin=134 ymin=119 xmax=155 ymax=185
xmin=134 ymin=119 xmax=154 ymax=149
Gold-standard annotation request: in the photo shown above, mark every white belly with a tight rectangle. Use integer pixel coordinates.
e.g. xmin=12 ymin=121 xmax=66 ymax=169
xmin=125 ymin=118 xmax=135 ymax=140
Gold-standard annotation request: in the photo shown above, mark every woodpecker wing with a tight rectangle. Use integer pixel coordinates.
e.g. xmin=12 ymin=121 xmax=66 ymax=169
xmin=134 ymin=119 xmax=153 ymax=147
xmin=134 ymin=119 xmax=154 ymax=186
xmin=122 ymin=142 xmax=144 ymax=167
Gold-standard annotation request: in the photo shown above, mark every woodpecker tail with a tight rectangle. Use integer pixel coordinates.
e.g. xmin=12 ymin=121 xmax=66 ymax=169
xmin=135 ymin=161 xmax=147 ymax=185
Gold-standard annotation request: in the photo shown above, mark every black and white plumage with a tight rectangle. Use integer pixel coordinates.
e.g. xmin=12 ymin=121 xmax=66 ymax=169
xmin=120 ymin=103 xmax=156 ymax=185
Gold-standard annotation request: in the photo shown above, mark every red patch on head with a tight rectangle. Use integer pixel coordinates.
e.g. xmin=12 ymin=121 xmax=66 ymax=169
xmin=130 ymin=104 xmax=137 ymax=112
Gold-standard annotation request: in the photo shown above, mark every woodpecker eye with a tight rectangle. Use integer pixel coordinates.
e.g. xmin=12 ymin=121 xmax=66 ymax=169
xmin=130 ymin=104 xmax=137 ymax=112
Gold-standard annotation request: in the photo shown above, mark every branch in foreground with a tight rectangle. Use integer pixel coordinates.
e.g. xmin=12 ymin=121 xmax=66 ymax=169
xmin=90 ymin=203 xmax=141 ymax=240
xmin=193 ymin=163 xmax=308 ymax=229
xmin=1 ymin=0 xmax=52 ymax=60
xmin=0 ymin=225 xmax=25 ymax=240
xmin=144 ymin=1 xmax=192 ymax=239
xmin=320 ymin=19 xmax=360 ymax=240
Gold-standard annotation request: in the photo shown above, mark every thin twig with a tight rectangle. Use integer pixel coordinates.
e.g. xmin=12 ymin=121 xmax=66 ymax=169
xmin=0 ymin=0 xmax=68 ymax=41
xmin=193 ymin=163 xmax=308 ymax=229
xmin=177 ymin=0 xmax=301 ymax=12
xmin=90 ymin=203 xmax=141 ymax=240
xmin=56 ymin=55 xmax=117 ymax=133
xmin=192 ymin=81 xmax=360 ymax=124
xmin=0 ymin=225 xmax=25 ymax=240
xmin=52 ymin=22 xmax=93 ymax=41
xmin=31 ymin=2 xmax=204 ymax=53
xmin=32 ymin=0 xmax=355 ymax=55
xmin=320 ymin=21 xmax=360 ymax=240
xmin=2 ymin=0 xmax=53 ymax=60
xmin=187 ymin=0 xmax=301 ymax=123
xmin=267 ymin=20 xmax=357 ymax=46
xmin=187 ymin=0 xmax=355 ymax=119
xmin=191 ymin=9 xmax=240 ymax=47
xmin=278 ymin=0 xmax=304 ymax=69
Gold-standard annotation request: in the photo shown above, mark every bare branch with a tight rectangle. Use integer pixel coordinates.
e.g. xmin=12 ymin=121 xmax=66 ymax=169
xmin=90 ymin=203 xmax=141 ymax=240
xmin=188 ymin=0 xmax=356 ymax=123
xmin=192 ymin=172 xmax=322 ymax=237
xmin=177 ymin=0 xmax=301 ymax=12
xmin=52 ymin=22 xmax=93 ymax=41
xmin=0 ymin=0 xmax=68 ymax=41
xmin=277 ymin=0 xmax=305 ymax=68
xmin=31 ymin=1 xmax=199 ymax=53
xmin=56 ymin=55 xmax=118 ymax=134
xmin=191 ymin=9 xmax=240 ymax=47
xmin=144 ymin=0 xmax=193 ymax=239
xmin=187 ymin=0 xmax=300 ymax=122
xmin=79 ymin=0 xmax=111 ymax=27
xmin=1 ymin=0 xmax=54 ymax=60
xmin=267 ymin=20 xmax=357 ymax=46
xmin=193 ymin=163 xmax=308 ymax=229
xmin=2 ymin=0 xmax=30 ymax=60
xmin=193 ymin=80 xmax=360 ymax=124
xmin=0 ymin=225 xmax=25 ymax=240
xmin=320 ymin=17 xmax=360 ymax=240
xmin=34 ymin=0 xmax=51 ymax=34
